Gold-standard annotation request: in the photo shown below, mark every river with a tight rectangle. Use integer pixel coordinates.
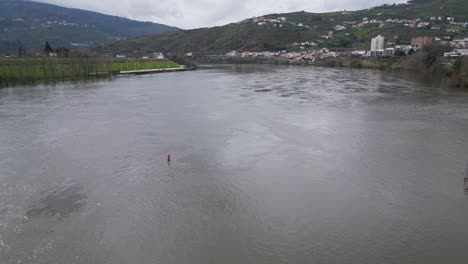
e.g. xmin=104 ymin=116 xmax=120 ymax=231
xmin=1 ymin=65 xmax=468 ymax=263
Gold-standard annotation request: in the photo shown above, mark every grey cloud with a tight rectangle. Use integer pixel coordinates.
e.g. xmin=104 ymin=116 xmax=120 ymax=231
xmin=36 ymin=0 xmax=408 ymax=29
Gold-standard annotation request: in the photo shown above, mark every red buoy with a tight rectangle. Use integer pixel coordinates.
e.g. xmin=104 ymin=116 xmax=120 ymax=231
xmin=465 ymin=163 xmax=468 ymax=178
xmin=167 ymin=154 xmax=171 ymax=162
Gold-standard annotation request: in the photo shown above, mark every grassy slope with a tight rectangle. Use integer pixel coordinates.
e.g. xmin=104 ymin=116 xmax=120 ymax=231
xmin=100 ymin=0 xmax=468 ymax=54
xmin=103 ymin=23 xmax=324 ymax=54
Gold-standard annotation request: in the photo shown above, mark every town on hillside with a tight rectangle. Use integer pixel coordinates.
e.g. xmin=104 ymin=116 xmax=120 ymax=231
xmin=222 ymin=5 xmax=468 ymax=62
xmin=224 ymin=34 xmax=468 ymax=62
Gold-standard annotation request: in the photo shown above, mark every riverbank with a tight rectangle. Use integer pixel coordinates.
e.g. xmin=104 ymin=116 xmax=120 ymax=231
xmin=119 ymin=66 xmax=194 ymax=75
xmin=313 ymin=56 xmax=468 ymax=88
xmin=0 ymin=58 xmax=179 ymax=87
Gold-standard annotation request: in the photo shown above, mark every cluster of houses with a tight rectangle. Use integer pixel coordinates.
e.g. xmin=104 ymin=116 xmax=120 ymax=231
xmin=225 ymin=32 xmax=468 ymax=62
xmin=364 ymin=34 xmax=468 ymax=58
xmin=309 ymin=16 xmax=465 ymax=34
xmin=3 ymin=18 xmax=86 ymax=32
xmin=240 ymin=12 xmax=468 ymax=59
xmin=3 ymin=18 xmax=94 ymax=48
xmin=292 ymin=41 xmax=318 ymax=49
xmin=244 ymin=16 xmax=308 ymax=28
xmin=242 ymin=11 xmax=467 ymax=35
xmin=344 ymin=16 xmax=466 ymax=31
xmin=226 ymin=48 xmax=338 ymax=61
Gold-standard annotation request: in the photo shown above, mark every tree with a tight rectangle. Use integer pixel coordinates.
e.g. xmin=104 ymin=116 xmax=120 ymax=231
xmin=395 ymin=50 xmax=406 ymax=57
xmin=453 ymin=57 xmax=462 ymax=73
xmin=418 ymin=43 xmax=452 ymax=70
xmin=44 ymin=42 xmax=54 ymax=55
xmin=56 ymin=47 xmax=70 ymax=57
xmin=69 ymin=49 xmax=94 ymax=58
xmin=17 ymin=40 xmax=24 ymax=57
xmin=422 ymin=43 xmax=452 ymax=57
xmin=423 ymin=52 xmax=437 ymax=69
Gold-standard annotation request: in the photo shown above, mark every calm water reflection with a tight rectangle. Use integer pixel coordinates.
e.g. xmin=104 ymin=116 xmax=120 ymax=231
xmin=1 ymin=65 xmax=468 ymax=264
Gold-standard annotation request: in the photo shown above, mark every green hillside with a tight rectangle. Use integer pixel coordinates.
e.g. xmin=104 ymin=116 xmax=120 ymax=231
xmin=0 ymin=0 xmax=179 ymax=54
xmin=98 ymin=0 xmax=468 ymax=55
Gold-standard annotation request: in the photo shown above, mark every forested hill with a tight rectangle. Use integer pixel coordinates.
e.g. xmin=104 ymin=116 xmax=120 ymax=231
xmin=0 ymin=0 xmax=179 ymax=54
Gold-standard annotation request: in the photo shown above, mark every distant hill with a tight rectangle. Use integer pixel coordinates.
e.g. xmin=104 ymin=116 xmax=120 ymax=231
xmin=0 ymin=0 xmax=179 ymax=54
xmin=99 ymin=0 xmax=468 ymax=55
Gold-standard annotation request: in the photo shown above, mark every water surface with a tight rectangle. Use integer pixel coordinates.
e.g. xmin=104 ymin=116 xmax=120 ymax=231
xmin=1 ymin=65 xmax=468 ymax=263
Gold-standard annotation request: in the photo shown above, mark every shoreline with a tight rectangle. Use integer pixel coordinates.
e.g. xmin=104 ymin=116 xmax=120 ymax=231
xmin=118 ymin=66 xmax=194 ymax=75
xmin=0 ymin=66 xmax=195 ymax=89
xmin=0 ymin=58 xmax=183 ymax=88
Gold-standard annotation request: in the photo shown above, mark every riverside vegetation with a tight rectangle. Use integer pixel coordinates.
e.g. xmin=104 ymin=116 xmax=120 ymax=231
xmin=0 ymin=58 xmax=178 ymax=87
xmin=313 ymin=44 xmax=468 ymax=88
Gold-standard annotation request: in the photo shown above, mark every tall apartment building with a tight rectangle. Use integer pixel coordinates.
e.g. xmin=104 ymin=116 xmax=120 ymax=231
xmin=371 ymin=35 xmax=385 ymax=51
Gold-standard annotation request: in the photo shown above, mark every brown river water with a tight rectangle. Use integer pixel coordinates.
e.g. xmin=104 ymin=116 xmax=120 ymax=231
xmin=1 ymin=65 xmax=468 ymax=263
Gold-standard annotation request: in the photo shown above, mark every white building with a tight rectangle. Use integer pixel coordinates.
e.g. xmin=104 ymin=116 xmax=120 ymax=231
xmin=334 ymin=25 xmax=347 ymax=31
xmin=444 ymin=49 xmax=468 ymax=58
xmin=352 ymin=50 xmax=367 ymax=57
xmin=371 ymin=35 xmax=385 ymax=51
xmin=367 ymin=50 xmax=384 ymax=57
xmin=226 ymin=51 xmax=238 ymax=57
xmin=153 ymin=52 xmax=164 ymax=59
xmin=395 ymin=45 xmax=414 ymax=55
xmin=461 ymin=49 xmax=468 ymax=55
xmin=383 ymin=48 xmax=395 ymax=57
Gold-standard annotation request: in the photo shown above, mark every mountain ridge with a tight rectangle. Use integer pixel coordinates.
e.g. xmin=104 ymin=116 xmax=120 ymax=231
xmin=98 ymin=0 xmax=468 ymax=55
xmin=0 ymin=0 xmax=179 ymax=54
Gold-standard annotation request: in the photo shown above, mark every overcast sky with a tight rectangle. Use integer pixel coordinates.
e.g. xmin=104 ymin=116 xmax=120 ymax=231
xmin=36 ymin=0 xmax=407 ymax=29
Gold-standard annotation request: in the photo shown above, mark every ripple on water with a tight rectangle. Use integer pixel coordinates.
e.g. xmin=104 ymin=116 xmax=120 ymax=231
xmin=25 ymin=181 xmax=87 ymax=220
